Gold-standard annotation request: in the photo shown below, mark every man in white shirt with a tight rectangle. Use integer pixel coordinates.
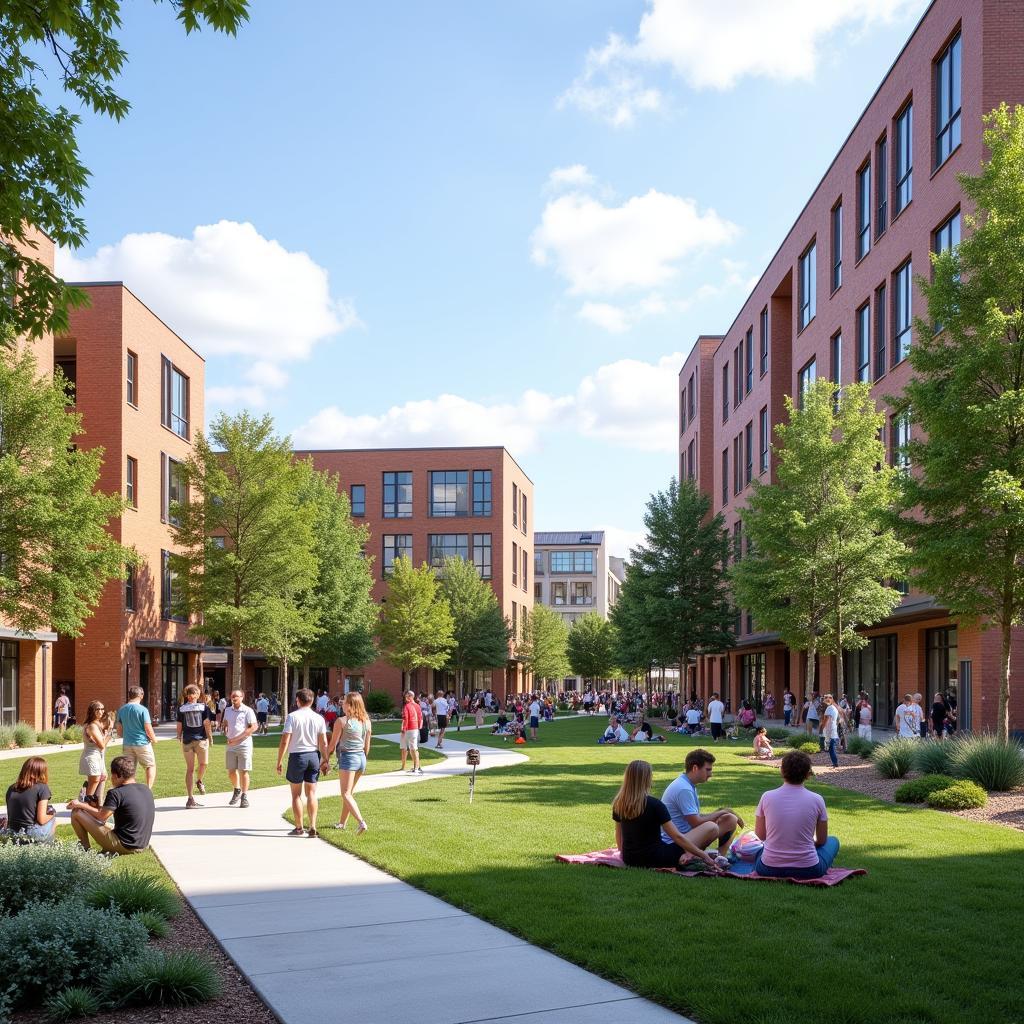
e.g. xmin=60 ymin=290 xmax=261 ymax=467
xmin=276 ymin=688 xmax=329 ymax=837
xmin=894 ymin=692 xmax=923 ymax=739
xmin=255 ymin=693 xmax=270 ymax=735
xmin=821 ymin=694 xmax=840 ymax=768
xmin=315 ymin=690 xmax=329 ymax=714
xmin=528 ymin=695 xmax=541 ymax=740
xmin=600 ymin=717 xmax=630 ymax=744
xmin=433 ymin=691 xmax=449 ymax=749
xmin=685 ymin=706 xmax=703 ymax=733
xmin=707 ymin=692 xmax=726 ymax=741
xmin=222 ymin=689 xmax=259 ymax=808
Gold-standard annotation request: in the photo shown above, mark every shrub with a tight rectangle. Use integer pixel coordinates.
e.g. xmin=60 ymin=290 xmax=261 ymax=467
xmin=85 ymin=869 xmax=181 ymax=920
xmin=765 ymin=727 xmax=790 ymax=741
xmin=101 ymin=950 xmax=221 ymax=1008
xmin=364 ymin=691 xmax=394 ymax=716
xmin=134 ymin=910 xmax=171 ymax=939
xmin=949 ymin=734 xmax=1024 ymax=792
xmin=927 ymin=780 xmax=988 ymax=810
xmin=36 ymin=729 xmax=65 ymax=745
xmin=0 ymin=900 xmax=147 ymax=1008
xmin=43 ymin=987 xmax=102 ymax=1022
xmin=64 ymin=725 xmax=84 ymax=743
xmin=0 ymin=725 xmax=15 ymax=749
xmin=871 ymin=738 xmax=917 ymax=778
xmin=798 ymin=742 xmax=821 ymax=755
xmin=788 ymin=732 xmax=811 ymax=749
xmin=894 ymin=774 xmax=957 ymax=803
xmin=912 ymin=739 xmax=954 ymax=776
xmin=845 ymin=736 xmax=868 ymax=756
xmin=0 ymin=841 xmax=112 ymax=917
xmin=556 ymin=701 xmax=569 ymax=712
xmin=12 ymin=721 xmax=36 ymax=747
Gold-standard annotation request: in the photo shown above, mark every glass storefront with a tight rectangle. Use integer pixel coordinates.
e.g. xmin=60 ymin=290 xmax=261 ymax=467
xmin=161 ymin=650 xmax=187 ymax=720
xmin=926 ymin=626 xmax=959 ymax=721
xmin=740 ymin=653 xmax=766 ymax=712
xmin=843 ymin=634 xmax=898 ymax=726
xmin=1 ymin=641 xmax=18 ymax=727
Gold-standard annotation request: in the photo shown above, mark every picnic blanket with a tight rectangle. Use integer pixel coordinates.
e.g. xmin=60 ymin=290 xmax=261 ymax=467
xmin=556 ymin=848 xmax=865 ymax=887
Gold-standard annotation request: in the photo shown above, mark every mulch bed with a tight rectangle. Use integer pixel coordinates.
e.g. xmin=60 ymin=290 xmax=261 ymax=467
xmin=747 ymin=749 xmax=1024 ymax=832
xmin=13 ymin=859 xmax=278 ymax=1024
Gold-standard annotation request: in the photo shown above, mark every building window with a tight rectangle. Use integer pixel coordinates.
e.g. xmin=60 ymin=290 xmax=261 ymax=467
xmin=745 ymin=327 xmax=753 ymax=394
xmin=571 ymin=582 xmax=593 ymax=606
xmin=522 ymin=548 xmax=528 ymax=590
xmin=875 ymin=136 xmax=888 ymax=237
xmin=472 ymin=533 xmax=492 ymax=579
xmin=895 ymin=102 xmax=913 ymax=214
xmin=733 ymin=435 xmax=741 ymax=495
xmin=744 ymin=421 xmax=753 ymax=485
xmin=830 ymin=202 xmax=842 ymax=291
xmin=830 ymin=331 xmax=842 ymax=413
xmin=856 ymin=303 xmax=871 ymax=383
xmin=935 ymin=210 xmax=961 ymax=256
xmin=161 ymin=454 xmax=185 ymax=527
xmin=891 ymin=412 xmax=911 ymax=472
xmin=512 ymin=483 xmax=518 ymax=528
xmin=429 ymin=470 xmax=468 ymax=517
xmin=160 ymin=550 xmax=184 ymax=621
xmin=161 ymin=357 xmax=190 ymax=440
xmin=350 ymin=484 xmax=365 ymax=517
xmin=522 ymin=493 xmax=528 ymax=533
xmin=126 ymin=351 xmax=138 ymax=407
xmin=857 ymin=163 xmax=871 ymax=260
xmin=511 ymin=602 xmax=517 ymax=637
xmin=875 ymin=283 xmax=888 ymax=379
xmin=512 ymin=542 xmax=519 ymax=586
xmin=551 ymin=581 xmax=567 ymax=606
xmin=534 ymin=550 xmax=544 ymax=576
xmin=429 ymin=533 xmax=469 ymax=569
xmin=126 ymin=456 xmax=137 ymax=508
xmin=0 ymin=640 xmax=18 ymax=728
xmin=894 ymin=260 xmax=913 ymax=363
xmin=759 ymin=307 xmax=768 ymax=376
xmin=721 ymin=448 xmax=728 ymax=506
xmin=733 ymin=343 xmax=742 ymax=408
xmin=758 ymin=406 xmax=769 ymax=475
xmin=687 ymin=373 xmax=696 ymax=423
xmin=382 ymin=471 xmax=413 ymax=518
xmin=687 ymin=438 xmax=696 ymax=480
xmin=732 ymin=520 xmax=742 ymax=564
xmin=125 ymin=566 xmax=136 ymax=612
xmin=472 ymin=470 xmax=492 ymax=516
xmin=534 ymin=581 xmax=542 ymax=602
xmin=935 ymin=33 xmax=961 ymax=168
xmin=798 ymin=241 xmax=816 ymax=330
xmin=798 ymin=358 xmax=817 ymax=406
xmin=722 ymin=363 xmax=730 ymax=422
xmin=382 ymin=534 xmax=412 ymax=576
xmin=550 ymin=550 xmax=593 ymax=574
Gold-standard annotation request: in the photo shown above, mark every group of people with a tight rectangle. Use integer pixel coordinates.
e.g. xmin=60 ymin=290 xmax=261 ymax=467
xmin=612 ymin=747 xmax=840 ymax=880
xmin=597 ymin=717 xmax=667 ymax=744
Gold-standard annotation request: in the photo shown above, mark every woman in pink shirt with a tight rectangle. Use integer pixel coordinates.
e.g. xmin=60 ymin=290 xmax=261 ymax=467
xmin=753 ymin=750 xmax=841 ymax=879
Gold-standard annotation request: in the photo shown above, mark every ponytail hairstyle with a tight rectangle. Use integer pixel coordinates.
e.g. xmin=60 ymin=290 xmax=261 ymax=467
xmin=611 ymin=760 xmax=653 ymax=822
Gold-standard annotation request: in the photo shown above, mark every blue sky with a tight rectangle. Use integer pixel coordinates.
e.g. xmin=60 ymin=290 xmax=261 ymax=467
xmin=57 ymin=0 xmax=930 ymax=556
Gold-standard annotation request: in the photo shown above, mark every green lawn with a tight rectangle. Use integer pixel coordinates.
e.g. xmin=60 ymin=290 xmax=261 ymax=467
xmin=311 ymin=715 xmax=1024 ymax=1024
xmin=14 ymin=734 xmax=442 ymax=802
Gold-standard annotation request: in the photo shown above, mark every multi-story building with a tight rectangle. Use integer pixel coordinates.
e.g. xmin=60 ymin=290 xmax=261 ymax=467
xmin=679 ymin=0 xmax=1024 ymax=732
xmin=533 ymin=531 xmax=624 ymax=689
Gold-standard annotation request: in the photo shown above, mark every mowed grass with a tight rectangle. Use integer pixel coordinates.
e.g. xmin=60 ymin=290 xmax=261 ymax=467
xmin=10 ymin=733 xmax=442 ymax=802
xmin=313 ymin=715 xmax=1024 ymax=1024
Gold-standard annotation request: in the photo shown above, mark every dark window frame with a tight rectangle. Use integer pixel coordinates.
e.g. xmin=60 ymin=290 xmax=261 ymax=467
xmin=895 ymin=101 xmax=913 ymax=215
xmin=798 ymin=241 xmax=816 ymax=331
xmin=382 ymin=471 xmax=413 ymax=519
xmin=934 ymin=31 xmax=962 ymax=169
xmin=350 ymin=484 xmax=366 ymax=517
xmin=856 ymin=162 xmax=871 ymax=260
xmin=893 ymin=259 xmax=913 ymax=364
xmin=126 ymin=350 xmax=138 ymax=408
xmin=759 ymin=306 xmax=769 ymax=376
xmin=856 ymin=302 xmax=871 ymax=383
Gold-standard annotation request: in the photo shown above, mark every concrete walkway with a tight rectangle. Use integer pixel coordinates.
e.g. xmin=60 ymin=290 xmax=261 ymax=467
xmin=146 ymin=737 xmax=691 ymax=1024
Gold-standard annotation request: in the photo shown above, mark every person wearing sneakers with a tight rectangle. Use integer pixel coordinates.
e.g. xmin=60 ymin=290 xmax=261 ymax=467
xmin=254 ymin=693 xmax=270 ymax=735
xmin=222 ymin=689 xmax=259 ymax=807
xmin=176 ymin=685 xmax=214 ymax=808
xmin=400 ymin=690 xmax=423 ymax=774
xmin=325 ymin=692 xmax=372 ymax=833
xmin=433 ymin=690 xmax=449 ymax=749
xmin=276 ymin=688 xmax=329 ymax=837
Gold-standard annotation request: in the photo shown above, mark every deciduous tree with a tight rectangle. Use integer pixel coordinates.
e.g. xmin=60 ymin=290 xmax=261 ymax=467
xmin=518 ymin=604 xmax=570 ymax=686
xmin=567 ymin=612 xmax=617 ymax=684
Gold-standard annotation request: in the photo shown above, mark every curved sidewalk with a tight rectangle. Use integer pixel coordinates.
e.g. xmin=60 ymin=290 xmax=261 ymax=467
xmin=148 ymin=737 xmax=691 ymax=1024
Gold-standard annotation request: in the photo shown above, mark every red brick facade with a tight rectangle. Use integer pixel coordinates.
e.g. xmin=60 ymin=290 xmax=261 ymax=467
xmin=680 ymin=0 xmax=1024 ymax=732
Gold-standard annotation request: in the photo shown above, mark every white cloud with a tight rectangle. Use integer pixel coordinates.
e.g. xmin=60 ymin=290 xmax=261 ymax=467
xmin=531 ymin=189 xmax=737 ymax=295
xmin=546 ymin=164 xmax=597 ymax=191
xmin=57 ymin=220 xmax=360 ymax=364
xmin=562 ymin=0 xmax=926 ymax=123
xmin=596 ymin=525 xmax=646 ymax=562
xmin=577 ymin=302 xmax=631 ymax=333
xmin=206 ymin=359 xmax=291 ymax=409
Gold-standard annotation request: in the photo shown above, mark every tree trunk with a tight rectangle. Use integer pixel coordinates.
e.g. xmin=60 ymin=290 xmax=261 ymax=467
xmin=998 ymin=616 xmax=1011 ymax=743
xmin=232 ymin=631 xmax=243 ymax=693
xmin=835 ymin=602 xmax=844 ymax=696
xmin=806 ymin=641 xmax=817 ymax=697
xmin=302 ymin=663 xmax=310 ymax=690
xmin=281 ymin=656 xmax=289 ymax=710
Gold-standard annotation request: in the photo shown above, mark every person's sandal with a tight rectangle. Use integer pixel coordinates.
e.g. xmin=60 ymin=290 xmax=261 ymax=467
xmin=287 ymin=827 xmax=305 ymax=837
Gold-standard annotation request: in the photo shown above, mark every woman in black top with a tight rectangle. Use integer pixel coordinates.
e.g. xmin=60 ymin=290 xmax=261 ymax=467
xmin=930 ymin=693 xmax=949 ymax=738
xmin=4 ymin=756 xmax=56 ymax=842
xmin=612 ymin=760 xmax=718 ymax=870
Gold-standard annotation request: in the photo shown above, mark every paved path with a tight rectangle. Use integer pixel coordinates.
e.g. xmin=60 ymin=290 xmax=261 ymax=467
xmin=147 ymin=736 xmax=691 ymax=1024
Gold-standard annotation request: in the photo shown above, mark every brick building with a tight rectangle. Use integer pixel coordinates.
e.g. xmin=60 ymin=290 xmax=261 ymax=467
xmin=679 ymin=0 xmax=1024 ymax=732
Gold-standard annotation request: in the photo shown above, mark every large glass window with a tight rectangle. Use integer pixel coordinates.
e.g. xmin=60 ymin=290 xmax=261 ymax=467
xmin=534 ymin=550 xmax=544 ymax=576
xmin=798 ymin=242 xmax=816 ymax=330
xmin=429 ymin=470 xmax=468 ymax=517
xmin=759 ymin=307 xmax=768 ymax=376
xmin=687 ymin=374 xmax=696 ymax=423
xmin=856 ymin=303 xmax=871 ymax=383
xmin=798 ymin=358 xmax=816 ymax=406
xmin=382 ymin=534 xmax=412 ymax=575
xmin=843 ymin=634 xmax=898 ymax=727
xmin=473 ymin=534 xmax=492 ymax=579
xmin=551 ymin=581 xmax=567 ymax=606
xmin=733 ymin=435 xmax=742 ymax=494
xmin=161 ymin=550 xmax=184 ymax=621
xmin=759 ymin=406 xmax=769 ymax=475
xmin=831 ymin=202 xmax=842 ymax=291
xmin=741 ymin=653 xmax=766 ymax=712
xmin=161 ymin=357 xmax=190 ymax=439
xmin=382 ymin=471 xmax=413 ymax=518
xmin=721 ymin=448 xmax=728 ymax=505
xmin=875 ymin=283 xmax=888 ymax=379
xmin=857 ymin=163 xmax=871 ymax=259
xmin=429 ymin=533 xmax=469 ymax=569
xmin=894 ymin=260 xmax=913 ymax=362
xmin=512 ymin=483 xmax=519 ymax=527
xmin=895 ymin=103 xmax=913 ymax=214
xmin=744 ymin=421 xmax=753 ymax=485
xmin=350 ymin=484 xmax=365 ymax=517
xmin=571 ymin=582 xmax=593 ymax=606
xmin=722 ymin=363 xmax=730 ymax=422
xmin=733 ymin=343 xmax=742 ymax=408
xmin=687 ymin=438 xmax=696 ymax=480
xmin=935 ymin=33 xmax=961 ymax=167
xmin=125 ymin=566 xmax=136 ymax=612
xmin=875 ymin=136 xmax=888 ymax=237
xmin=1 ymin=640 xmax=18 ymax=727
xmin=935 ymin=210 xmax=961 ymax=255
xmin=745 ymin=327 xmax=753 ymax=393
xmin=550 ymin=550 xmax=594 ymax=574
xmin=472 ymin=470 xmax=492 ymax=516
xmin=891 ymin=412 xmax=911 ymax=472
xmin=162 ymin=455 xmax=185 ymax=527
xmin=926 ymin=626 xmax=959 ymax=709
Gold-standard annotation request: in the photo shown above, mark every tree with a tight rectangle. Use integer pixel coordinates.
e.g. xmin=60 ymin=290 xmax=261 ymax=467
xmin=377 ymin=556 xmax=455 ymax=690
xmin=170 ymin=412 xmax=316 ymax=694
xmin=629 ymin=478 xmax=735 ymax=688
xmin=567 ymin=612 xmax=617 ymax=684
xmin=894 ymin=104 xmax=1024 ymax=740
xmin=0 ymin=329 xmax=133 ymax=633
xmin=731 ymin=379 xmax=905 ymax=697
xmin=0 ymin=0 xmax=250 ymax=339
xmin=518 ymin=604 xmax=570 ymax=686
xmin=438 ymin=556 xmax=511 ymax=695
xmin=610 ymin=564 xmax=667 ymax=682
xmin=294 ymin=463 xmax=377 ymax=687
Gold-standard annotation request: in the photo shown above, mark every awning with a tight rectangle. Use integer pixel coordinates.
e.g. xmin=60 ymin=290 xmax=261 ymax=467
xmin=0 ymin=626 xmax=58 ymax=642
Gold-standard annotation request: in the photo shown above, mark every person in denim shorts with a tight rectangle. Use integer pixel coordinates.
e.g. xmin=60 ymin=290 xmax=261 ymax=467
xmin=276 ymin=688 xmax=329 ymax=837
xmin=325 ymin=692 xmax=372 ymax=834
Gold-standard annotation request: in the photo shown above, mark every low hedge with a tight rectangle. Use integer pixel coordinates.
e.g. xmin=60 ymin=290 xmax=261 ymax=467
xmin=927 ymin=780 xmax=988 ymax=811
xmin=0 ymin=841 xmax=112 ymax=917
xmin=894 ymin=774 xmax=956 ymax=803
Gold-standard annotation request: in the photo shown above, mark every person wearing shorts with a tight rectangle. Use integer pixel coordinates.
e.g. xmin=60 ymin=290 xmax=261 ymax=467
xmin=707 ymin=693 xmax=725 ymax=741
xmin=326 ymin=692 xmax=373 ymax=832
xmin=255 ymin=693 xmax=270 ymax=735
xmin=68 ymin=755 xmax=155 ymax=856
xmin=177 ymin=684 xmax=214 ymax=808
xmin=276 ymin=688 xmax=329 ymax=837
xmin=529 ymin=695 xmax=541 ymax=741
xmin=433 ymin=691 xmax=449 ymax=749
xmin=222 ymin=689 xmax=258 ymax=808
xmin=53 ymin=691 xmax=70 ymax=735
xmin=400 ymin=690 xmax=423 ymax=774
xmin=117 ymin=687 xmax=158 ymax=788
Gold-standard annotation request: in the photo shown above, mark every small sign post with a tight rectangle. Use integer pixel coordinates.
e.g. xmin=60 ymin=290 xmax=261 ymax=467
xmin=466 ymin=748 xmax=481 ymax=802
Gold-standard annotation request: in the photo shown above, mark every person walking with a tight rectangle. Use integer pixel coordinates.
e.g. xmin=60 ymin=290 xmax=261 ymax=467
xmin=276 ymin=688 xmax=329 ymax=837
xmin=255 ymin=692 xmax=270 ymax=735
xmin=855 ymin=691 xmax=873 ymax=741
xmin=782 ymin=688 xmax=794 ymax=727
xmin=326 ymin=692 xmax=372 ymax=832
xmin=821 ymin=695 xmax=840 ymax=769
xmin=222 ymin=689 xmax=258 ymax=807
xmin=177 ymin=684 xmax=215 ymax=808
xmin=399 ymin=690 xmax=423 ymax=775
xmin=116 ymin=687 xmax=158 ymax=789
xmin=707 ymin=692 xmax=725 ymax=741
xmin=53 ymin=690 xmax=71 ymax=738
xmin=433 ymin=690 xmax=449 ymax=749
xmin=79 ymin=701 xmax=111 ymax=806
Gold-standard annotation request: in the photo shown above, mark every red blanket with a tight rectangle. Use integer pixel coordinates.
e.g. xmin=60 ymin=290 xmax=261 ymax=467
xmin=555 ymin=848 xmax=865 ymax=887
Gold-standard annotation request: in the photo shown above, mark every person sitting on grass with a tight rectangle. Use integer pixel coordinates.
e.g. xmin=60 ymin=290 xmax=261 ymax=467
xmin=4 ymin=756 xmax=57 ymax=842
xmin=491 ymin=710 xmax=510 ymax=735
xmin=753 ymin=727 xmax=774 ymax=759
xmin=67 ymin=755 xmax=155 ymax=856
xmin=660 ymin=749 xmax=742 ymax=860
xmin=630 ymin=721 xmax=666 ymax=743
xmin=613 ymin=760 xmax=720 ymax=871
xmin=753 ymin=749 xmax=840 ymax=879
xmin=683 ymin=704 xmax=703 ymax=734
xmin=599 ymin=717 xmax=630 ymax=744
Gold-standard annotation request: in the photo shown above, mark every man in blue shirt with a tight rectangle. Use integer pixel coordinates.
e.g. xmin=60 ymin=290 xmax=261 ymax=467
xmin=117 ymin=687 xmax=158 ymax=789
xmin=661 ymin=748 xmax=743 ymax=859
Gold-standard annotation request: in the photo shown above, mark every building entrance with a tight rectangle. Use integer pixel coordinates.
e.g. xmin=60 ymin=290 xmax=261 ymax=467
xmin=1 ymin=641 xmax=18 ymax=727
xmin=843 ymin=634 xmax=897 ymax=727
